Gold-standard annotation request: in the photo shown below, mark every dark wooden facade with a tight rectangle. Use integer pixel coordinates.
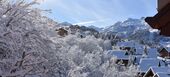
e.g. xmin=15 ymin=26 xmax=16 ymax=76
xmin=116 ymin=59 xmax=129 ymax=66
xmin=158 ymin=48 xmax=170 ymax=58
xmin=145 ymin=0 xmax=170 ymax=36
xmin=56 ymin=28 xmax=68 ymax=36
xmin=158 ymin=0 xmax=170 ymax=11
xmin=143 ymin=69 xmax=154 ymax=77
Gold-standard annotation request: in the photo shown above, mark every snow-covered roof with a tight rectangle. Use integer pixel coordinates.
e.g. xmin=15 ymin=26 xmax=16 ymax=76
xmin=157 ymin=56 xmax=170 ymax=61
xmin=138 ymin=58 xmax=164 ymax=72
xmin=117 ymin=41 xmax=143 ymax=48
xmin=165 ymin=48 xmax=170 ymax=52
xmin=160 ymin=42 xmax=170 ymax=48
xmin=159 ymin=42 xmax=170 ymax=52
xmin=144 ymin=67 xmax=170 ymax=77
xmin=135 ymin=48 xmax=144 ymax=55
xmin=107 ymin=50 xmax=129 ymax=60
xmin=156 ymin=73 xmax=170 ymax=77
xmin=134 ymin=55 xmax=142 ymax=64
xmin=165 ymin=47 xmax=170 ymax=52
xmin=159 ymin=47 xmax=170 ymax=52
xmin=151 ymin=67 xmax=170 ymax=74
xmin=148 ymin=48 xmax=158 ymax=58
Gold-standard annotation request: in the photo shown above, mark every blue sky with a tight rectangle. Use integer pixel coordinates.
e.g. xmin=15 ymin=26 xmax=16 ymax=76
xmin=38 ymin=0 xmax=157 ymax=28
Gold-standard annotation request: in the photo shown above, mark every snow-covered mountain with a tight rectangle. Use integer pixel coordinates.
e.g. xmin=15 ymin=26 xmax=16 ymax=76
xmin=103 ymin=18 xmax=150 ymax=35
xmin=57 ymin=22 xmax=72 ymax=27
xmin=88 ymin=25 xmax=104 ymax=32
xmin=100 ymin=18 xmax=170 ymax=46
xmin=49 ymin=17 xmax=170 ymax=45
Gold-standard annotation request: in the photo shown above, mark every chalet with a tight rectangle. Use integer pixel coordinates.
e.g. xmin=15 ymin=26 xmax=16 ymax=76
xmin=69 ymin=25 xmax=80 ymax=34
xmin=137 ymin=58 xmax=164 ymax=77
xmin=56 ymin=28 xmax=68 ymax=37
xmin=117 ymin=41 xmax=144 ymax=54
xmin=107 ymin=50 xmax=134 ymax=66
xmin=119 ymin=46 xmax=132 ymax=51
xmin=134 ymin=48 xmax=158 ymax=66
xmin=145 ymin=0 xmax=170 ymax=36
xmin=158 ymin=48 xmax=170 ymax=59
xmin=143 ymin=67 xmax=170 ymax=77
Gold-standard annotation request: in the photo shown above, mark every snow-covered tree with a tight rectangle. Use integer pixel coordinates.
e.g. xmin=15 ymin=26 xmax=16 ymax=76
xmin=0 ymin=0 xmax=137 ymax=77
xmin=51 ymin=35 xmax=137 ymax=77
xmin=0 ymin=0 xmax=59 ymax=77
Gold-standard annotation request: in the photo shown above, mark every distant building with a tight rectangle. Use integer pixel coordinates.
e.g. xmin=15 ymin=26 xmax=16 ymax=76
xmin=137 ymin=58 xmax=164 ymax=77
xmin=158 ymin=48 xmax=170 ymax=59
xmin=107 ymin=50 xmax=135 ymax=66
xmin=143 ymin=67 xmax=170 ymax=77
xmin=117 ymin=41 xmax=144 ymax=55
xmin=56 ymin=28 xmax=68 ymax=37
xmin=154 ymin=72 xmax=170 ymax=77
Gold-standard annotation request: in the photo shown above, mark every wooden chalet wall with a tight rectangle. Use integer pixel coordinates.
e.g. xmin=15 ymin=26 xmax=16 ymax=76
xmin=145 ymin=0 xmax=170 ymax=36
xmin=158 ymin=0 xmax=170 ymax=11
xmin=159 ymin=48 xmax=170 ymax=58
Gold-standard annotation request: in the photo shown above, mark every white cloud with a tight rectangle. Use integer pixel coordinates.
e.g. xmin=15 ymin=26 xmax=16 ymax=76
xmin=73 ymin=21 xmax=97 ymax=25
xmin=35 ymin=0 xmax=44 ymax=3
xmin=73 ymin=19 xmax=109 ymax=25
xmin=38 ymin=0 xmax=59 ymax=5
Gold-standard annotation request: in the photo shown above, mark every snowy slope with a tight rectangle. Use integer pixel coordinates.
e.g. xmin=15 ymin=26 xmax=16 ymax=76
xmin=104 ymin=18 xmax=150 ymax=35
xmin=88 ymin=25 xmax=104 ymax=32
xmin=57 ymin=22 xmax=72 ymax=27
xmin=101 ymin=18 xmax=170 ymax=46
